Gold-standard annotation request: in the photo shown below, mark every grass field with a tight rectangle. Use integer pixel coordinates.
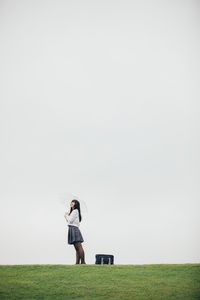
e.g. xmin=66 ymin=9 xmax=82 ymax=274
xmin=0 ymin=264 xmax=199 ymax=299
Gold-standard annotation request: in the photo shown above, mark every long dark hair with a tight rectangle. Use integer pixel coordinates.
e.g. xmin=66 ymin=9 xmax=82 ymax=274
xmin=69 ymin=199 xmax=82 ymax=222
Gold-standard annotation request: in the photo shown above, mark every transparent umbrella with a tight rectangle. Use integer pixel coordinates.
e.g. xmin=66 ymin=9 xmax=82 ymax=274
xmin=58 ymin=191 xmax=88 ymax=220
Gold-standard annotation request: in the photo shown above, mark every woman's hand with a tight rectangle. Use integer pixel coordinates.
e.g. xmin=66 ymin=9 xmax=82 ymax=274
xmin=64 ymin=212 xmax=69 ymax=217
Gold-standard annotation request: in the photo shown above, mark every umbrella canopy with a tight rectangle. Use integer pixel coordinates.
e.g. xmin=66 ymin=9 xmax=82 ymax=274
xmin=58 ymin=191 xmax=88 ymax=219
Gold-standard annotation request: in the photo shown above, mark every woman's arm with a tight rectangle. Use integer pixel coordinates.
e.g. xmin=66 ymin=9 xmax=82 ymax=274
xmin=64 ymin=209 xmax=78 ymax=224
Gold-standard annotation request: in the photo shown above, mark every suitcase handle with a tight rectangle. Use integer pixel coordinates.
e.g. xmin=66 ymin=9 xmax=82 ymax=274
xmin=101 ymin=257 xmax=111 ymax=265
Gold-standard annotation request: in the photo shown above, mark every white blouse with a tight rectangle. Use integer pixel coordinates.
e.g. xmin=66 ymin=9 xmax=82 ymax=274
xmin=65 ymin=209 xmax=80 ymax=227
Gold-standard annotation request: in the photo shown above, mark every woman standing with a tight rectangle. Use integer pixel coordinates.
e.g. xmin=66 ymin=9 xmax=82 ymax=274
xmin=64 ymin=199 xmax=86 ymax=264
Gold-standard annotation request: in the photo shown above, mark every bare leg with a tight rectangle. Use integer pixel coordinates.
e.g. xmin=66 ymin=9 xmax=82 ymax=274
xmin=73 ymin=243 xmax=80 ymax=264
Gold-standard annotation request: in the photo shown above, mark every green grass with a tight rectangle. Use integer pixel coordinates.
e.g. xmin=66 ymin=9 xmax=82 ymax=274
xmin=0 ymin=264 xmax=199 ymax=299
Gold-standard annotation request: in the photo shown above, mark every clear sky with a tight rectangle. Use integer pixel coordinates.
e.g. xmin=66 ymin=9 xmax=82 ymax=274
xmin=0 ymin=0 xmax=199 ymax=265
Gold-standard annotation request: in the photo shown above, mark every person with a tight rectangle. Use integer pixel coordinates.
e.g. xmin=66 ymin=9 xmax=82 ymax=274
xmin=64 ymin=199 xmax=86 ymax=264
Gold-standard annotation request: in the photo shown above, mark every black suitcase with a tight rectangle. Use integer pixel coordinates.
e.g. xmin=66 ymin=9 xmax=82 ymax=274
xmin=95 ymin=254 xmax=114 ymax=265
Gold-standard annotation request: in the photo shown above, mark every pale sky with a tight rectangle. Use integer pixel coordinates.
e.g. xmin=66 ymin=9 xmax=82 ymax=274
xmin=0 ymin=0 xmax=199 ymax=265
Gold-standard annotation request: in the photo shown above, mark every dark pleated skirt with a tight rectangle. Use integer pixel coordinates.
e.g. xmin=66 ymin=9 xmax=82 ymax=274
xmin=68 ymin=225 xmax=84 ymax=244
